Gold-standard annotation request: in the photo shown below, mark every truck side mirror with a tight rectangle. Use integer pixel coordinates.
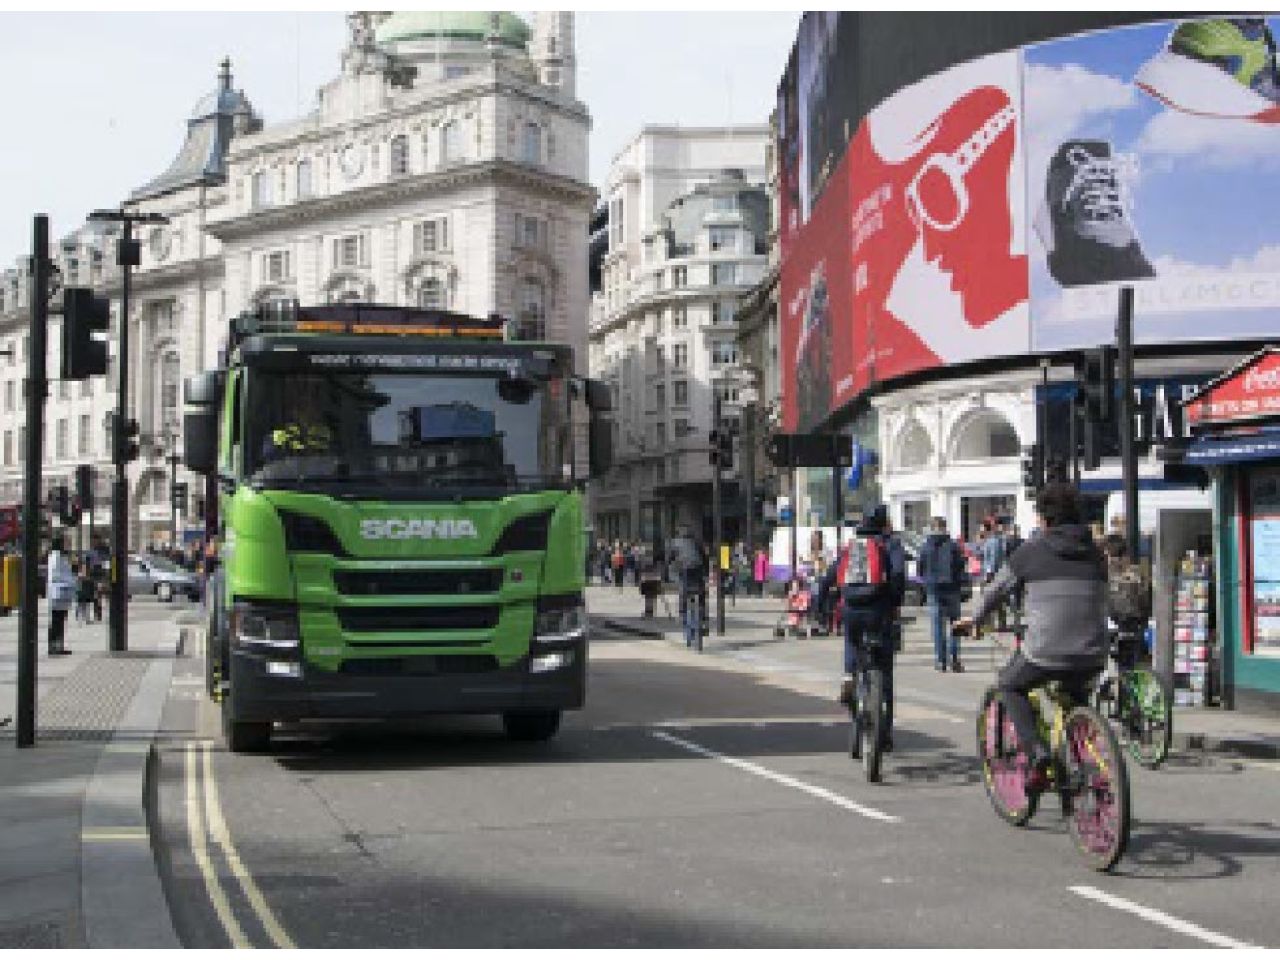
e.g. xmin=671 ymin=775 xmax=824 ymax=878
xmin=589 ymin=416 xmax=613 ymax=479
xmin=183 ymin=410 xmax=218 ymax=476
xmin=184 ymin=370 xmax=225 ymax=408
xmin=585 ymin=378 xmax=612 ymax=413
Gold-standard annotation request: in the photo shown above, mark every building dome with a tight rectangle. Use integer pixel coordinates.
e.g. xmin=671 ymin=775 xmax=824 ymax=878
xmin=189 ymin=57 xmax=257 ymax=124
xmin=375 ymin=11 xmax=531 ymax=49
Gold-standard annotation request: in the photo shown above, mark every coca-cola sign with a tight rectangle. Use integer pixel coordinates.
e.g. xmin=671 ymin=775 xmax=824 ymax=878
xmin=1186 ymin=350 xmax=1280 ymax=428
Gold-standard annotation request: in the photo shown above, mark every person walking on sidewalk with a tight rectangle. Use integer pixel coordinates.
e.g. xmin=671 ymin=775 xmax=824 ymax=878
xmin=753 ymin=545 xmax=768 ymax=598
xmin=981 ymin=521 xmax=1008 ymax=631
xmin=918 ymin=517 xmax=967 ymax=671
xmin=45 ymin=535 xmax=76 ymax=656
xmin=668 ymin=525 xmax=707 ymax=647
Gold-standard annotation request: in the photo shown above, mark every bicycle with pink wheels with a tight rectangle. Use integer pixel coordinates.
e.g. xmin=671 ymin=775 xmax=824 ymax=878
xmin=974 ymin=628 xmax=1131 ymax=872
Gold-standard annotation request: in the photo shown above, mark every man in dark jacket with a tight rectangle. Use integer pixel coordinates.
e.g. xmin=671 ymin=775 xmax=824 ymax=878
xmin=918 ymin=516 xmax=966 ymax=672
xmin=956 ymin=483 xmax=1108 ymax=775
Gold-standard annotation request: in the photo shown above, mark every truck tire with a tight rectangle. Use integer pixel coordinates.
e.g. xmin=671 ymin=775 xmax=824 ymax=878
xmin=502 ymin=711 xmax=561 ymax=743
xmin=222 ymin=697 xmax=271 ymax=753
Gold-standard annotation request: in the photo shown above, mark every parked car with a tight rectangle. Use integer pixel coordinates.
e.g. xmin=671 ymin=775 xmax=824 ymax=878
xmin=128 ymin=554 xmax=201 ymax=601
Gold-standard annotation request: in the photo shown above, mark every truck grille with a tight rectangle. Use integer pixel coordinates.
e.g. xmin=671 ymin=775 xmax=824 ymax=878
xmin=337 ymin=605 xmax=499 ymax=633
xmin=338 ymin=655 xmax=499 ymax=676
xmin=333 ymin=569 xmax=502 ymax=597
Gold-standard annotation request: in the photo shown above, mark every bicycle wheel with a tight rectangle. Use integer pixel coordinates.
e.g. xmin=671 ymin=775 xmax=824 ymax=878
xmin=1120 ymin=668 xmax=1173 ymax=769
xmin=861 ymin=669 xmax=884 ymax=783
xmin=1062 ymin=706 xmax=1131 ymax=872
xmin=976 ymin=687 xmax=1038 ymax=826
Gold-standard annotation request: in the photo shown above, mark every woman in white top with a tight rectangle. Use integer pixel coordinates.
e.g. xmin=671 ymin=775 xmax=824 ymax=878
xmin=45 ymin=534 xmax=76 ymax=656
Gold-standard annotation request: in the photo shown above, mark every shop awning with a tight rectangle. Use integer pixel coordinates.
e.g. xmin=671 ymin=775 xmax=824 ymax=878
xmin=1184 ymin=431 xmax=1280 ymax=465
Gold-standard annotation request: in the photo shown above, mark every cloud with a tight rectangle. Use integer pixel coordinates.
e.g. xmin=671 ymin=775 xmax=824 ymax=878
xmin=1135 ymin=108 xmax=1280 ymax=169
xmin=1023 ymin=62 xmax=1139 ymax=194
xmin=1150 ymin=245 xmax=1280 ymax=275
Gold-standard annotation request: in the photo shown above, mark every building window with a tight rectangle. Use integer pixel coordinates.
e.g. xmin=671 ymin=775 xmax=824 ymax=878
xmin=333 ymin=234 xmax=367 ymax=269
xmin=4 ymin=381 xmax=11 ymax=412
xmin=715 ymin=384 xmax=740 ymax=406
xmin=672 ymin=344 xmax=688 ymax=371
xmin=160 ymin=353 xmax=181 ymax=429
xmin=521 ymin=122 xmax=542 ymax=164
xmin=712 ymin=263 xmax=736 ymax=286
xmin=655 ymin=383 xmax=665 ymax=411
xmin=715 ymin=300 xmax=737 ymax=325
xmin=608 ymin=196 xmax=624 ymax=250
xmin=441 ymin=121 xmax=463 ymax=164
xmin=672 ymin=266 xmax=687 ymax=288
xmin=81 ymin=378 xmax=92 ymax=398
xmin=709 ymin=226 xmax=735 ymax=252
xmin=414 ymin=217 xmax=449 ymax=254
xmin=673 ymin=381 xmax=689 ymax=407
xmin=58 ymin=380 xmax=68 ymax=401
xmin=673 ymin=306 xmax=688 ymax=329
xmin=518 ymin=279 xmax=546 ymax=340
xmin=417 ymin=277 xmax=445 ymax=310
xmin=56 ymin=419 xmax=67 ymax=460
xmin=2 ymin=431 xmax=10 ymax=466
xmin=444 ymin=65 xmax=470 ymax=80
xmin=251 ymin=170 xmax=272 ymax=209
xmin=389 ymin=134 xmax=410 ymax=176
xmin=17 ymin=426 xmax=24 ymax=463
xmin=264 ymin=250 xmax=291 ymax=283
xmin=297 ymin=159 xmax=313 ymax=199
xmin=711 ymin=340 xmax=738 ymax=367
xmin=713 ymin=194 xmax=737 ymax=214
xmin=515 ymin=214 xmax=547 ymax=250
xmin=78 ymin=414 xmax=90 ymax=456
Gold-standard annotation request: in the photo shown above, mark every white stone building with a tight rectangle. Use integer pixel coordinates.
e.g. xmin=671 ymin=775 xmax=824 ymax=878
xmin=0 ymin=11 xmax=593 ymax=549
xmin=588 ymin=126 xmax=770 ymax=544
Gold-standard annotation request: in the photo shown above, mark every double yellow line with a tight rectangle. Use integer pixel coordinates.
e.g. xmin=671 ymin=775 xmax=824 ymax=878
xmin=184 ymin=741 xmax=296 ymax=949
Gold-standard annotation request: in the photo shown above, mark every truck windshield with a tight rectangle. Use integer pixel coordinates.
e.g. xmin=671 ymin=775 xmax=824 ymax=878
xmin=243 ymin=370 xmax=570 ymax=491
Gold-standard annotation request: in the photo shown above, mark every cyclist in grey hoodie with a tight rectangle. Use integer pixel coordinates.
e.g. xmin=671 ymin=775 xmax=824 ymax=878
xmin=955 ymin=483 xmax=1107 ymax=771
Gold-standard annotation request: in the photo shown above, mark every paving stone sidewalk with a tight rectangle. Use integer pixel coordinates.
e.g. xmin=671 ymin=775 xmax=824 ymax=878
xmin=0 ymin=611 xmax=181 ymax=948
xmin=586 ymin=584 xmax=1280 ymax=761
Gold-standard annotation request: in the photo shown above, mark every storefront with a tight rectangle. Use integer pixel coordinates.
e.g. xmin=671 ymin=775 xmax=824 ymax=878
xmin=1180 ymin=348 xmax=1280 ymax=712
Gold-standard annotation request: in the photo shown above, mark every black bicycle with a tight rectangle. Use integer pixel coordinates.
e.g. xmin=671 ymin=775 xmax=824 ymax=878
xmin=847 ymin=630 xmax=891 ymax=783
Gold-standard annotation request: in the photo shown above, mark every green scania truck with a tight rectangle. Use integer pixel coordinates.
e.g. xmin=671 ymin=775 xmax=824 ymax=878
xmin=183 ymin=302 xmax=611 ymax=752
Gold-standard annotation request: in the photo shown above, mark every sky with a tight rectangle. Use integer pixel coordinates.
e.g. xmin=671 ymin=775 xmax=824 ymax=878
xmin=0 ymin=10 xmax=798 ymax=264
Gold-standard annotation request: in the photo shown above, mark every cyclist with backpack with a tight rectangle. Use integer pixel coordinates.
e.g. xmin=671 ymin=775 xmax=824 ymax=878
xmin=834 ymin=506 xmax=905 ymax=748
xmin=918 ymin=516 xmax=968 ymax=672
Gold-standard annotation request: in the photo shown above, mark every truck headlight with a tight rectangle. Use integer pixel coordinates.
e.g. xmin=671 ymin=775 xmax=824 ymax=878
xmin=230 ymin=603 xmax=301 ymax=652
xmin=533 ymin=593 xmax=587 ymax=646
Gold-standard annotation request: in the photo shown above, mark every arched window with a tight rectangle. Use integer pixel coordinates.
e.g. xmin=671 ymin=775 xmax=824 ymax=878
xmin=951 ymin=409 xmax=1020 ymax=462
xmin=389 ymin=134 xmax=409 ymax=176
xmin=521 ymin=122 xmax=542 ymax=164
xmin=895 ymin=419 xmax=934 ymax=472
xmin=160 ymin=352 xmax=181 ymax=433
xmin=517 ymin=279 xmax=546 ymax=340
xmin=441 ymin=121 xmax=463 ymax=164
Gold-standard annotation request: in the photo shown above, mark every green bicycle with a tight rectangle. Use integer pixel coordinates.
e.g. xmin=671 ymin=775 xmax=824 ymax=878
xmin=1093 ymin=630 xmax=1173 ymax=769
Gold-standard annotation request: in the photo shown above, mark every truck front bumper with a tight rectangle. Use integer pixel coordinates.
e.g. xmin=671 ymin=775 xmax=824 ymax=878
xmin=226 ymin=640 xmax=586 ymax=723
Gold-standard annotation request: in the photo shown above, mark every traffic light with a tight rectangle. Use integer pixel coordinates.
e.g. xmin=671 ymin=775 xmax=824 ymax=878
xmin=1079 ymin=346 xmax=1116 ymax=423
xmin=112 ymin=414 xmax=140 ymax=464
xmin=74 ymin=463 xmax=94 ymax=514
xmin=171 ymin=481 xmax=188 ymax=512
xmin=709 ymin=428 xmax=733 ymax=471
xmin=1021 ymin=443 xmax=1044 ymax=493
xmin=61 ymin=287 xmax=111 ymax=380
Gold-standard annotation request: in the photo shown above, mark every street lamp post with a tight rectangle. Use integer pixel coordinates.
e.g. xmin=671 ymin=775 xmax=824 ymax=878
xmin=88 ymin=207 xmax=168 ymax=653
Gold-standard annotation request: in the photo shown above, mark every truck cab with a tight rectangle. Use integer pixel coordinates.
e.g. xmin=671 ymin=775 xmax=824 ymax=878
xmin=184 ymin=302 xmax=612 ymax=752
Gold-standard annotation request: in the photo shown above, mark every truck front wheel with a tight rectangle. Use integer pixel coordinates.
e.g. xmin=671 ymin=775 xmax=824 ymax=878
xmin=222 ymin=697 xmax=272 ymax=753
xmin=502 ymin=711 xmax=561 ymax=743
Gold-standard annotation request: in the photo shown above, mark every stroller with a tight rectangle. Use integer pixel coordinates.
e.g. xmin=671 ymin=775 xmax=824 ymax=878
xmin=774 ymin=574 xmax=820 ymax=638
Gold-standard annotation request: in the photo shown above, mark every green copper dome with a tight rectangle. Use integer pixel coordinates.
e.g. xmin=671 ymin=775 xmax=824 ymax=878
xmin=375 ymin=12 xmax=531 ymax=49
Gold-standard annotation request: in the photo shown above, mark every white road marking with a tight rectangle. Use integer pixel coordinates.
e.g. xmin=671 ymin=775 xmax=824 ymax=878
xmin=185 ymin=743 xmax=249 ymax=948
xmin=651 ymin=730 xmax=900 ymax=823
xmin=201 ymin=742 xmax=298 ymax=949
xmin=1069 ymin=885 xmax=1257 ymax=949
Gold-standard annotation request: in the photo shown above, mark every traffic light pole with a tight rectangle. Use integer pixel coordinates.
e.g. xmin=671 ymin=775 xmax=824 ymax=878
xmin=17 ymin=215 xmax=50 ymax=748
xmin=743 ymin=402 xmax=755 ymax=561
xmin=1117 ymin=286 xmax=1139 ymax=558
xmin=169 ymin=452 xmax=178 ymax=551
xmin=712 ymin=392 xmax=724 ymax=637
xmin=110 ymin=217 xmax=139 ymax=653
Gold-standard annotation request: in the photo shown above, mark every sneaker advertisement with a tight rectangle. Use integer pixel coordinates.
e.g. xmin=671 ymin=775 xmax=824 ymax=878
xmin=1026 ymin=17 xmax=1280 ymax=351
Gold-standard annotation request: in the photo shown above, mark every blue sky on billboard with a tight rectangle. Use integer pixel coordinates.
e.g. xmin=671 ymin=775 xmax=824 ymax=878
xmin=1025 ymin=16 xmax=1280 ymax=350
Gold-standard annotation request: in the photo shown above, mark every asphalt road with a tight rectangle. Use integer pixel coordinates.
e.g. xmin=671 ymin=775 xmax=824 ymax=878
xmin=149 ymin=618 xmax=1280 ymax=949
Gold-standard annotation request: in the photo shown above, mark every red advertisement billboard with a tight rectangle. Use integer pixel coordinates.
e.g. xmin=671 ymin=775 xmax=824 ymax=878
xmin=781 ymin=51 xmax=1030 ymax=431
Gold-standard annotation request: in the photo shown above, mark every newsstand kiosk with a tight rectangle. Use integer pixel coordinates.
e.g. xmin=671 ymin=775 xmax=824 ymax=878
xmin=1179 ymin=347 xmax=1280 ymax=712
